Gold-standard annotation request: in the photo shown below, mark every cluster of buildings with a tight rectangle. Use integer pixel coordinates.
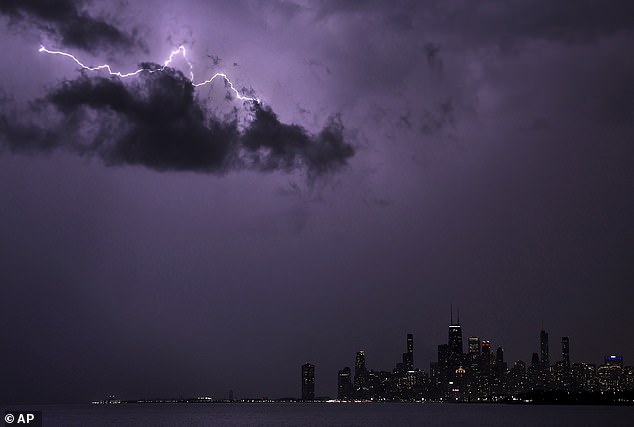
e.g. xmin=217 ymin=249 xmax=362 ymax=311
xmin=301 ymin=313 xmax=634 ymax=402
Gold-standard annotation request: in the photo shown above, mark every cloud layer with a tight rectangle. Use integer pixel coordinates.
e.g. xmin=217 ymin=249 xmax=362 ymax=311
xmin=0 ymin=0 xmax=140 ymax=52
xmin=0 ymin=66 xmax=354 ymax=177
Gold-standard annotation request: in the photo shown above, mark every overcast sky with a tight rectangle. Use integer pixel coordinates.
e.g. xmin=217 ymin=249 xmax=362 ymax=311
xmin=1 ymin=0 xmax=633 ymax=403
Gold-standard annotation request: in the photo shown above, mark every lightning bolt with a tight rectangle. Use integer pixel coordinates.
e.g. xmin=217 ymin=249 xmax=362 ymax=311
xmin=38 ymin=45 xmax=260 ymax=103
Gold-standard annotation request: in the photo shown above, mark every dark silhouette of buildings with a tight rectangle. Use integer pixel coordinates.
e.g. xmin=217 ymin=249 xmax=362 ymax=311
xmin=301 ymin=363 xmax=315 ymax=401
xmin=330 ymin=314 xmax=634 ymax=402
xmin=339 ymin=335 xmax=428 ymax=401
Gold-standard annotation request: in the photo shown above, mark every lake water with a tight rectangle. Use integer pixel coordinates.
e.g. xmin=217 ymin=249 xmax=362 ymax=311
xmin=3 ymin=403 xmax=633 ymax=426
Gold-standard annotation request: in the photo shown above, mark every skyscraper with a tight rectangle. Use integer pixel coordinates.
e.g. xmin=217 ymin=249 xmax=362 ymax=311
xmin=467 ymin=337 xmax=480 ymax=374
xmin=480 ymin=341 xmax=492 ymax=377
xmin=562 ymin=337 xmax=570 ymax=370
xmin=540 ymin=329 xmax=550 ymax=371
xmin=496 ymin=347 xmax=504 ymax=364
xmin=337 ymin=367 xmax=352 ymax=400
xmin=448 ymin=307 xmax=464 ymax=373
xmin=495 ymin=346 xmax=507 ymax=377
xmin=403 ymin=333 xmax=414 ymax=370
xmin=468 ymin=337 xmax=480 ymax=357
xmin=354 ymin=350 xmax=368 ymax=396
xmin=355 ymin=351 xmax=366 ymax=378
xmin=434 ymin=343 xmax=450 ymax=389
xmin=301 ymin=363 xmax=315 ymax=401
xmin=449 ymin=325 xmax=464 ymax=357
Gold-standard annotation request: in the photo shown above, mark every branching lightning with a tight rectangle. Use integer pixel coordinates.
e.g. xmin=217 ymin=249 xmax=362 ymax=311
xmin=38 ymin=45 xmax=259 ymax=103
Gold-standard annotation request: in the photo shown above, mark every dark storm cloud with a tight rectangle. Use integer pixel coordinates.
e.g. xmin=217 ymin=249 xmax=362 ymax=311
xmin=0 ymin=67 xmax=354 ymax=176
xmin=0 ymin=0 xmax=140 ymax=52
xmin=242 ymin=107 xmax=351 ymax=175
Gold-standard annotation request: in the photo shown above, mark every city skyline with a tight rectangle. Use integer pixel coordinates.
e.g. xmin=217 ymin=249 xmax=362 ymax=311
xmin=318 ymin=315 xmax=633 ymax=402
xmin=97 ymin=314 xmax=634 ymax=402
xmin=1 ymin=0 xmax=633 ymax=405
xmin=94 ymin=315 xmax=634 ymax=403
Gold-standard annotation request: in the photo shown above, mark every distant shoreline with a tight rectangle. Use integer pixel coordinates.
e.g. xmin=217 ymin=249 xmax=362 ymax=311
xmin=91 ymin=391 xmax=634 ymax=406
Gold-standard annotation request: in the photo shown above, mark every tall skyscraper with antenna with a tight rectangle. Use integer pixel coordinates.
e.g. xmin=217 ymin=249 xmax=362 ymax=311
xmin=448 ymin=305 xmax=464 ymax=373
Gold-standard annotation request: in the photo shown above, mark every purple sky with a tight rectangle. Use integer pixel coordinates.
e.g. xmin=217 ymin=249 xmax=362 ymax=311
xmin=1 ymin=0 xmax=633 ymax=403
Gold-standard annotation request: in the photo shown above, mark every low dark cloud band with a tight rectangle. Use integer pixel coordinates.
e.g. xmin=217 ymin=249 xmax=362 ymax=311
xmin=0 ymin=67 xmax=354 ymax=177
